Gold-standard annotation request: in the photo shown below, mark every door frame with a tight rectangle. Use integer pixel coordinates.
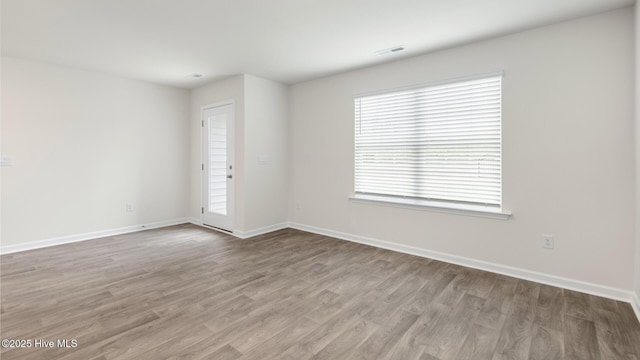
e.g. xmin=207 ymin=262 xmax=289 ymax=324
xmin=201 ymin=100 xmax=235 ymax=232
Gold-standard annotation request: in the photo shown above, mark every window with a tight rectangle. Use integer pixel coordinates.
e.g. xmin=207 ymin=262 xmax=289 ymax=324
xmin=354 ymin=74 xmax=503 ymax=212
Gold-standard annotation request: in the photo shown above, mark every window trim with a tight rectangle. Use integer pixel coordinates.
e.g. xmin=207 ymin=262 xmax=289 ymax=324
xmin=353 ymin=71 xmax=505 ymax=212
xmin=349 ymin=193 xmax=512 ymax=220
xmin=353 ymin=71 xmax=504 ymax=100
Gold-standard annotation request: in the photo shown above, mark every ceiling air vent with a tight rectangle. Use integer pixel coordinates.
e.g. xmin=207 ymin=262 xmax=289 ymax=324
xmin=376 ymin=46 xmax=405 ymax=56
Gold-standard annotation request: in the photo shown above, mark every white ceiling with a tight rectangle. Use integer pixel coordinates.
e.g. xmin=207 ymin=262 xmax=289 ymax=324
xmin=1 ymin=0 xmax=634 ymax=88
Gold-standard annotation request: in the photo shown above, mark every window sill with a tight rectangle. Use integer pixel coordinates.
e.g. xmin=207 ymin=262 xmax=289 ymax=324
xmin=349 ymin=194 xmax=512 ymax=220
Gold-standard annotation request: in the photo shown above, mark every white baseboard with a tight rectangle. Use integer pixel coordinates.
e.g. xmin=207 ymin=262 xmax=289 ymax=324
xmin=289 ymin=222 xmax=638 ymax=306
xmin=3 ymin=218 xmax=638 ymax=324
xmin=0 ymin=218 xmax=190 ymax=254
xmin=632 ymin=292 xmax=640 ymax=322
xmin=186 ymin=218 xmax=288 ymax=240
xmin=187 ymin=217 xmax=202 ymax=226
xmin=234 ymin=223 xmax=289 ymax=239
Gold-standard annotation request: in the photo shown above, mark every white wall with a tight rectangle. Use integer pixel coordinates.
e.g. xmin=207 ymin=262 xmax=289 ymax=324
xmin=2 ymin=61 xmax=289 ymax=246
xmin=290 ymin=8 xmax=635 ymax=290
xmin=189 ymin=74 xmax=289 ymax=233
xmin=1 ymin=56 xmax=190 ymax=246
xmin=634 ymin=2 xmax=640 ymax=300
xmin=1 ymin=5 xmax=635 ymax=301
xmin=189 ymin=75 xmax=245 ymax=229
xmin=243 ymin=75 xmax=289 ymax=231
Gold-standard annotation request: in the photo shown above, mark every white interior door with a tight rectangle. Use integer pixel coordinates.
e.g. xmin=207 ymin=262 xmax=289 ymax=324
xmin=202 ymin=102 xmax=234 ymax=232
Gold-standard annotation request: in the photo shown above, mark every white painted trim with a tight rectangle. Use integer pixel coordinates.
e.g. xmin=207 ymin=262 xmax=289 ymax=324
xmin=0 ymin=218 xmax=190 ymax=254
xmin=3 ymin=218 xmax=638 ymax=325
xmin=234 ymin=223 xmax=289 ymax=239
xmin=187 ymin=217 xmax=202 ymax=226
xmin=289 ymin=222 xmax=638 ymax=305
xmin=354 ymin=71 xmax=504 ymax=98
xmin=632 ymin=292 xmax=640 ymax=322
xmin=350 ymin=194 xmax=511 ymax=220
xmin=201 ymin=100 xmax=236 ymax=232
xmin=201 ymin=100 xmax=235 ymax=113
xmin=188 ymin=219 xmax=288 ymax=240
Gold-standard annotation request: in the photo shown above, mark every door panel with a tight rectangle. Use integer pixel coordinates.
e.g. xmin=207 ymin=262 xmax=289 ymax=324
xmin=202 ymin=103 xmax=234 ymax=231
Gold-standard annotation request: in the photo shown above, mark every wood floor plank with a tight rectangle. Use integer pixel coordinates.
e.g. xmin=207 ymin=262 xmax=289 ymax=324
xmin=1 ymin=224 xmax=638 ymax=360
xmin=419 ymin=293 xmax=486 ymax=360
xmin=347 ymin=309 xmax=419 ymax=360
xmin=455 ymin=324 xmax=501 ymax=360
xmin=364 ymin=274 xmax=426 ymax=325
xmin=564 ymin=289 xmax=593 ymax=321
xmin=383 ymin=312 xmax=433 ymax=360
xmin=592 ymin=308 xmax=637 ymax=359
xmin=134 ymin=324 xmax=217 ymax=360
xmin=239 ymin=316 xmax=319 ymax=360
xmin=80 ymin=311 xmax=203 ymax=360
xmin=528 ymin=323 xmax=563 ymax=360
xmin=276 ymin=311 xmax=363 ymax=360
xmin=194 ymin=344 xmax=242 ymax=360
xmin=616 ymin=302 xmax=640 ymax=355
xmin=403 ymin=269 xmax=456 ymax=315
xmin=534 ymin=285 xmax=563 ymax=331
xmin=491 ymin=294 xmax=537 ymax=360
xmin=311 ymin=318 xmax=376 ymax=360
xmin=475 ymin=275 xmax=518 ymax=330
xmin=228 ymin=292 xmax=333 ymax=353
xmin=563 ymin=315 xmax=600 ymax=360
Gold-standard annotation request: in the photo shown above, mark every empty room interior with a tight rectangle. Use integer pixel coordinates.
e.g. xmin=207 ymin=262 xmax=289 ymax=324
xmin=2 ymin=0 xmax=640 ymax=359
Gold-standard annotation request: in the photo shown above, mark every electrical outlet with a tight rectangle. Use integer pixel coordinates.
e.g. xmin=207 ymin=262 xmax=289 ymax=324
xmin=126 ymin=203 xmax=134 ymax=213
xmin=542 ymin=234 xmax=554 ymax=249
xmin=0 ymin=155 xmax=13 ymax=166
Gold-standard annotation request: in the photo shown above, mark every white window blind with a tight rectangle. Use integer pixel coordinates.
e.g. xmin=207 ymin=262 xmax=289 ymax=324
xmin=354 ymin=74 xmax=502 ymax=207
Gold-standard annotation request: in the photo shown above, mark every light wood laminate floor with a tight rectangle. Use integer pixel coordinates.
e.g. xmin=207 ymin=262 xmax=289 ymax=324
xmin=1 ymin=224 xmax=639 ymax=359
